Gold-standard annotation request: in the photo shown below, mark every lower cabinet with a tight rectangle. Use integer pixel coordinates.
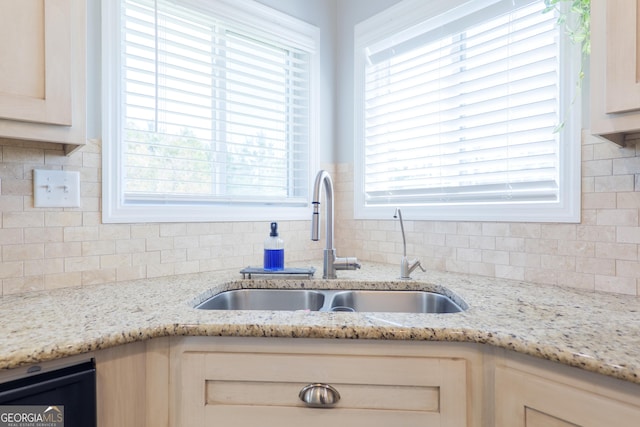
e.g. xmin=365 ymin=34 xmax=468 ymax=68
xmin=95 ymin=338 xmax=170 ymax=427
xmin=92 ymin=337 xmax=640 ymax=427
xmin=494 ymin=352 xmax=640 ymax=427
xmin=170 ymin=337 xmax=484 ymax=427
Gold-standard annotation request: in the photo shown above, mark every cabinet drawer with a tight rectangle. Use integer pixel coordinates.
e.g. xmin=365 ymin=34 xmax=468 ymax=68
xmin=178 ymin=351 xmax=467 ymax=427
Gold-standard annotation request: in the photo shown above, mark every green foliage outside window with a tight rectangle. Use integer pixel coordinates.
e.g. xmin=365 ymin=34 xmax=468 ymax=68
xmin=543 ymin=0 xmax=590 ymax=131
xmin=543 ymin=0 xmax=590 ymax=55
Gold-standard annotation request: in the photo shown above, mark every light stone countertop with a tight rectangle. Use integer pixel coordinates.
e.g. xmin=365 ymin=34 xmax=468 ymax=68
xmin=1 ymin=262 xmax=639 ymax=385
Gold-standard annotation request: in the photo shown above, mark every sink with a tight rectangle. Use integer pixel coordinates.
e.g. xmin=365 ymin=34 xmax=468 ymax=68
xmin=195 ymin=288 xmax=465 ymax=313
xmin=329 ymin=290 xmax=463 ymax=314
xmin=195 ymin=289 xmax=325 ymax=311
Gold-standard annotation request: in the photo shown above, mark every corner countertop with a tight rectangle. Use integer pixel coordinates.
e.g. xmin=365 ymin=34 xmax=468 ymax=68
xmin=1 ymin=262 xmax=639 ymax=385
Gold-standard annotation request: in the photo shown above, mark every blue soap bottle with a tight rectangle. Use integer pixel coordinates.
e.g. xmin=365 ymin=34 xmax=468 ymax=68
xmin=264 ymin=222 xmax=284 ymax=271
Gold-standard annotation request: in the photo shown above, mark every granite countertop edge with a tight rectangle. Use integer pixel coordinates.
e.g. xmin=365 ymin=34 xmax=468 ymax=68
xmin=1 ymin=262 xmax=639 ymax=386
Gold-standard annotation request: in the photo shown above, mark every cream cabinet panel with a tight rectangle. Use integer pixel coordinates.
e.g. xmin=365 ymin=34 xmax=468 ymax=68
xmin=495 ymin=363 xmax=640 ymax=427
xmin=603 ymin=0 xmax=640 ymax=114
xmin=0 ymin=1 xmax=71 ymax=125
xmin=179 ymin=352 xmax=465 ymax=427
xmin=95 ymin=338 xmax=170 ymax=427
xmin=170 ymin=337 xmax=485 ymax=427
xmin=95 ymin=342 xmax=147 ymax=427
xmin=0 ymin=0 xmax=86 ymax=154
xmin=591 ymin=0 xmax=640 ymax=145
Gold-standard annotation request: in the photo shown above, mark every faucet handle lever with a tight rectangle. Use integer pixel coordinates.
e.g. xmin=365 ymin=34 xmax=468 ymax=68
xmin=411 ymin=259 xmax=426 ymax=273
xmin=334 ymin=256 xmax=361 ymax=271
xmin=401 ymin=256 xmax=425 ymax=279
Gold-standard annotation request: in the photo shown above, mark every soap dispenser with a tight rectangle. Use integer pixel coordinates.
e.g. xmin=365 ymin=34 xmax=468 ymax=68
xmin=264 ymin=222 xmax=284 ymax=271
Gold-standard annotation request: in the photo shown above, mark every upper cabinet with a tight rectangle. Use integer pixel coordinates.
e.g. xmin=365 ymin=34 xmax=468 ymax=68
xmin=0 ymin=0 xmax=86 ymax=155
xmin=591 ymin=0 xmax=640 ymax=145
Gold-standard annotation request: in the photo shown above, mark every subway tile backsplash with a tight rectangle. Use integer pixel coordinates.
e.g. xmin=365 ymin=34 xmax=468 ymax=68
xmin=333 ymin=132 xmax=640 ymax=296
xmin=2 ymin=131 xmax=640 ymax=296
xmin=0 ymin=138 xmax=323 ymax=295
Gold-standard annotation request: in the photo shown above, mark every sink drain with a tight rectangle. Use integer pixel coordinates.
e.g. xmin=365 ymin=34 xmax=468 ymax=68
xmin=330 ymin=306 xmax=356 ymax=313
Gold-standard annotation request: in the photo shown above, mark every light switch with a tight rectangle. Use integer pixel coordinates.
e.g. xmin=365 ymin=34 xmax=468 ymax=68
xmin=33 ymin=169 xmax=81 ymax=208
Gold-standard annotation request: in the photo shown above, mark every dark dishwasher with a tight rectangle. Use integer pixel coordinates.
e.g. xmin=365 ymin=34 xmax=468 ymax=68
xmin=0 ymin=359 xmax=96 ymax=427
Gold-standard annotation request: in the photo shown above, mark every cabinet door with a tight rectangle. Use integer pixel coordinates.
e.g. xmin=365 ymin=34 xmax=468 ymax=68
xmin=96 ymin=343 xmax=146 ymax=427
xmin=524 ymin=409 xmax=579 ymax=427
xmin=95 ymin=339 xmax=170 ymax=427
xmin=0 ymin=0 xmax=86 ymax=154
xmin=176 ymin=351 xmax=468 ymax=427
xmin=0 ymin=1 xmax=71 ymax=125
xmin=590 ymin=0 xmax=640 ymax=144
xmin=495 ymin=366 xmax=640 ymax=427
xmin=603 ymin=0 xmax=640 ymax=114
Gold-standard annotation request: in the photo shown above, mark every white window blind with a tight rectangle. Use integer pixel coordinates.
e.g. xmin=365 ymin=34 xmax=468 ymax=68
xmin=355 ymin=0 xmax=581 ymax=222
xmin=102 ymin=0 xmax=319 ymax=222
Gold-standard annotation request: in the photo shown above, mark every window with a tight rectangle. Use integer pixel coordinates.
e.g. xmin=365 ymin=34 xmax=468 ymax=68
xmin=102 ymin=0 xmax=319 ymax=222
xmin=354 ymin=0 xmax=581 ymax=222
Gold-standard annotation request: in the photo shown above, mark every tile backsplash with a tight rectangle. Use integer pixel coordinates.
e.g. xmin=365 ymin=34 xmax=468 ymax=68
xmin=2 ymin=131 xmax=640 ymax=296
xmin=334 ymin=131 xmax=640 ymax=296
xmin=0 ymin=138 xmax=323 ymax=295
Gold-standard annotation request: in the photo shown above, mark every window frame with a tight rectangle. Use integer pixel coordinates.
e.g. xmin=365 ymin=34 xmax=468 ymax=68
xmin=101 ymin=0 xmax=320 ymax=223
xmin=353 ymin=0 xmax=582 ymax=223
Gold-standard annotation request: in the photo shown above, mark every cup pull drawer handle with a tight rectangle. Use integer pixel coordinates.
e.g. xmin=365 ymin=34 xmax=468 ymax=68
xmin=298 ymin=383 xmax=341 ymax=408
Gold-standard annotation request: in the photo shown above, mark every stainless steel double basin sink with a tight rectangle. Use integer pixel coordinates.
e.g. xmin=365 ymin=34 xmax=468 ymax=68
xmin=195 ymin=288 xmax=465 ymax=314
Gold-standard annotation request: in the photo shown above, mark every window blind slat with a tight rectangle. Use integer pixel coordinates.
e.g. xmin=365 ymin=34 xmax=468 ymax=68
xmin=365 ymin=82 xmax=557 ymax=137
xmin=361 ymin=0 xmax=561 ymax=206
xmin=121 ymin=0 xmax=312 ymax=201
xmin=366 ymin=17 xmax=555 ymax=85
xmin=365 ymin=41 xmax=557 ymax=111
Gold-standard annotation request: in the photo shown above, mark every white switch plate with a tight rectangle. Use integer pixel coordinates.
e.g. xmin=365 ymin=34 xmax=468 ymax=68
xmin=33 ymin=169 xmax=81 ymax=208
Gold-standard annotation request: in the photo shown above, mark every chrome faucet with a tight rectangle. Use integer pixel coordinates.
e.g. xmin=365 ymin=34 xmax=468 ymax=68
xmin=311 ymin=170 xmax=361 ymax=279
xmin=393 ymin=208 xmax=426 ymax=279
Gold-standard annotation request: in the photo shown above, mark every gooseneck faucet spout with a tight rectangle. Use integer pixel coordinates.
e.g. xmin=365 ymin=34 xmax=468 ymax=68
xmin=311 ymin=170 xmax=360 ymax=279
xmin=393 ymin=208 xmax=426 ymax=279
xmin=393 ymin=208 xmax=407 ymax=257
